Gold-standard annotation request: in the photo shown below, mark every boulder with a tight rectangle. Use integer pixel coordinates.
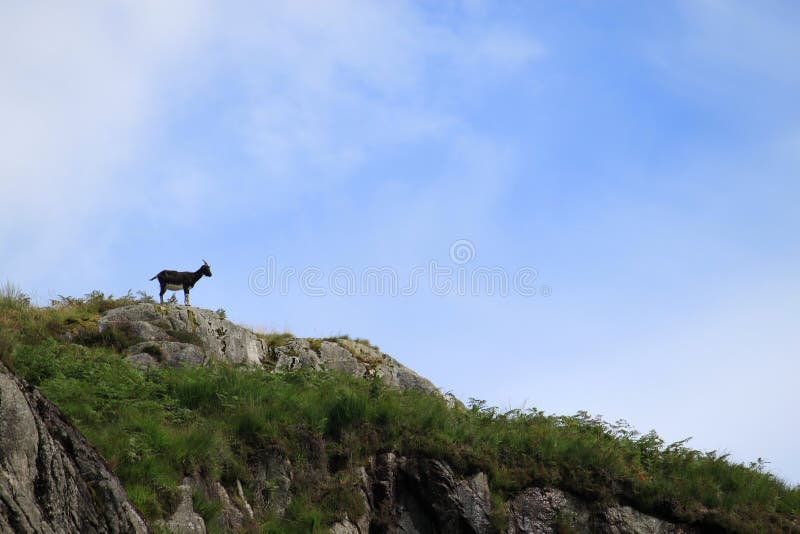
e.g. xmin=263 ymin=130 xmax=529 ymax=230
xmin=319 ymin=340 xmax=367 ymax=377
xmin=361 ymin=454 xmax=493 ymax=533
xmin=127 ymin=341 xmax=206 ymax=368
xmin=598 ymin=505 xmax=688 ymax=534
xmin=124 ymin=352 xmax=160 ymax=370
xmin=504 ymin=487 xmax=691 ymax=534
xmin=272 ymin=337 xmax=440 ymax=397
xmin=505 ymin=487 xmax=590 ymax=533
xmin=100 ymin=303 xmax=267 ymax=365
xmin=161 ymin=478 xmax=205 ymax=534
xmin=272 ymin=338 xmax=323 ymax=371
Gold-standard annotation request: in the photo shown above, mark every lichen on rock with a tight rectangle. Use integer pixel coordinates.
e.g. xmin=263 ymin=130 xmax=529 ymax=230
xmin=0 ymin=364 xmax=148 ymax=533
xmin=98 ymin=304 xmax=443 ymax=397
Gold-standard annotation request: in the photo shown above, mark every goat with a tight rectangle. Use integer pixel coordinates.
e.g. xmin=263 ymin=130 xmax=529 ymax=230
xmin=150 ymin=260 xmax=213 ymax=306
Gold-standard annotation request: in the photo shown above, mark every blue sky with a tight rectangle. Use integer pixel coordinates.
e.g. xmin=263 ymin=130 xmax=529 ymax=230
xmin=2 ymin=1 xmax=799 ymax=484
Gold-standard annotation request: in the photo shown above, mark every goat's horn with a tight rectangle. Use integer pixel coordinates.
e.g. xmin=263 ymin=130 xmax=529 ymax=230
xmin=202 ymin=259 xmax=208 ymax=265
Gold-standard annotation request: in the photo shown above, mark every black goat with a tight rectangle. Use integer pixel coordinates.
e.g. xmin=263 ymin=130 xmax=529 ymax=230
xmin=150 ymin=260 xmax=212 ymax=305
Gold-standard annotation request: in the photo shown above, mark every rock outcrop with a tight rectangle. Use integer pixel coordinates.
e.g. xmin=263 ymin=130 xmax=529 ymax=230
xmin=98 ymin=304 xmax=440 ymax=396
xmin=157 ymin=450 xmax=691 ymax=534
xmin=0 ymin=363 xmax=148 ymax=534
xmin=99 ymin=303 xmax=264 ymax=366
xmin=160 ymin=479 xmax=206 ymax=534
xmin=342 ymin=453 xmax=692 ymax=534
xmin=271 ymin=338 xmax=439 ymax=396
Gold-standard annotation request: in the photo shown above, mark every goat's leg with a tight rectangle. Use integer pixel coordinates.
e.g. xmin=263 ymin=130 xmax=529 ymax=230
xmin=159 ymin=285 xmax=166 ymax=304
xmin=184 ymin=289 xmax=190 ymax=306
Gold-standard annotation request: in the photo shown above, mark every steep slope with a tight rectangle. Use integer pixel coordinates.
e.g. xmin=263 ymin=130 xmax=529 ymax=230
xmin=0 ymin=363 xmax=147 ymax=534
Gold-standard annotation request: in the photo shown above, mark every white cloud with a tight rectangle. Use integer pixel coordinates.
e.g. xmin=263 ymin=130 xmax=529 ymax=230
xmin=0 ymin=2 xmax=211 ymax=281
xmin=212 ymin=1 xmax=542 ymax=202
xmin=1 ymin=2 xmax=543 ymax=282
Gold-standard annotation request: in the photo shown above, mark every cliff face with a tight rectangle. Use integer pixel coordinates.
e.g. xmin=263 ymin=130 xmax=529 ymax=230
xmin=0 ymin=363 xmax=147 ymax=534
xmin=158 ymin=450 xmax=691 ymax=534
xmin=339 ymin=454 xmax=691 ymax=534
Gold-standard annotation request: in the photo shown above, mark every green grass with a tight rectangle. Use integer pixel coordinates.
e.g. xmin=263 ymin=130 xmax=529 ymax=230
xmin=256 ymin=331 xmax=295 ymax=349
xmin=0 ymin=281 xmax=31 ymax=308
xmin=0 ymin=288 xmax=145 ymax=369
xmin=2 ymin=291 xmax=800 ymax=532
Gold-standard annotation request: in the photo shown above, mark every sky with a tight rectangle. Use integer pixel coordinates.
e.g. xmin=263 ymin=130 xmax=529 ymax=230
xmin=2 ymin=1 xmax=799 ymax=484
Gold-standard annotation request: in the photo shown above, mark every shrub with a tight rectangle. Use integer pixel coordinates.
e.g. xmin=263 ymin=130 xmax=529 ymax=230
xmin=72 ymin=323 xmax=141 ymax=352
xmin=325 ymin=391 xmax=368 ymax=439
xmin=0 ymin=314 xmax=20 ymax=369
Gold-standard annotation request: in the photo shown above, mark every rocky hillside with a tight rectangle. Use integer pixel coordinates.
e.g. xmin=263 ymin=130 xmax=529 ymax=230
xmin=2 ymin=295 xmax=799 ymax=533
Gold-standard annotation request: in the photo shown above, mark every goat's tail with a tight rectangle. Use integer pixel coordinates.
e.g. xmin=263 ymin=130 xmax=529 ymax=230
xmin=149 ymin=274 xmax=158 ymax=281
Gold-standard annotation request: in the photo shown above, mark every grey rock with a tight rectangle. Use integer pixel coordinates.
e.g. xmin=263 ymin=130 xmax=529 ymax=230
xmin=319 ymin=340 xmax=368 ymax=376
xmin=598 ymin=505 xmax=687 ymax=534
xmin=363 ymin=454 xmax=492 ymax=534
xmin=400 ymin=458 xmax=493 ymax=534
xmin=504 ymin=487 xmax=690 ymax=534
xmin=95 ymin=313 xmax=168 ymax=341
xmin=330 ymin=518 xmax=360 ymax=534
xmin=506 ymin=487 xmax=589 ymax=534
xmin=99 ymin=304 xmax=163 ymax=325
xmin=335 ymin=339 xmax=438 ymax=396
xmin=0 ymin=364 xmax=148 ymax=534
xmin=164 ymin=477 xmax=256 ymax=534
xmin=364 ymin=452 xmax=398 ymax=521
xmin=273 ymin=339 xmax=322 ymax=372
xmin=353 ymin=467 xmax=372 ymax=533
xmin=355 ymin=456 xmax=691 ymax=534
xmin=274 ymin=337 xmax=441 ymax=397
xmin=235 ymin=479 xmax=255 ymax=523
xmin=248 ymin=449 xmax=293 ymax=517
xmin=128 ymin=341 xmax=206 ymax=368
xmin=99 ymin=304 xmax=444 ymax=397
xmin=456 ymin=472 xmax=493 ymax=534
xmin=101 ymin=304 xmax=268 ymax=365
xmin=329 ymin=467 xmax=372 ymax=534
xmin=124 ymin=352 xmax=159 ymax=370
xmin=126 ymin=320 xmax=169 ymax=341
xmin=162 ymin=478 xmax=205 ymax=534
xmin=207 ymin=480 xmax=245 ymax=533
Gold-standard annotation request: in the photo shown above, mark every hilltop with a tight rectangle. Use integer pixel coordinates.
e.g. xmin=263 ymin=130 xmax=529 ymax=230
xmin=1 ymin=291 xmax=798 ymax=533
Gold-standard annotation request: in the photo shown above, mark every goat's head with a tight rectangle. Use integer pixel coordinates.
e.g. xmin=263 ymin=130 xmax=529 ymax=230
xmin=200 ymin=259 xmax=213 ymax=277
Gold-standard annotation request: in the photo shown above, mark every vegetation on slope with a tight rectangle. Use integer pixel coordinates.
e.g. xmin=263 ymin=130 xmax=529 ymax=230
xmin=1 ymin=286 xmax=798 ymax=532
